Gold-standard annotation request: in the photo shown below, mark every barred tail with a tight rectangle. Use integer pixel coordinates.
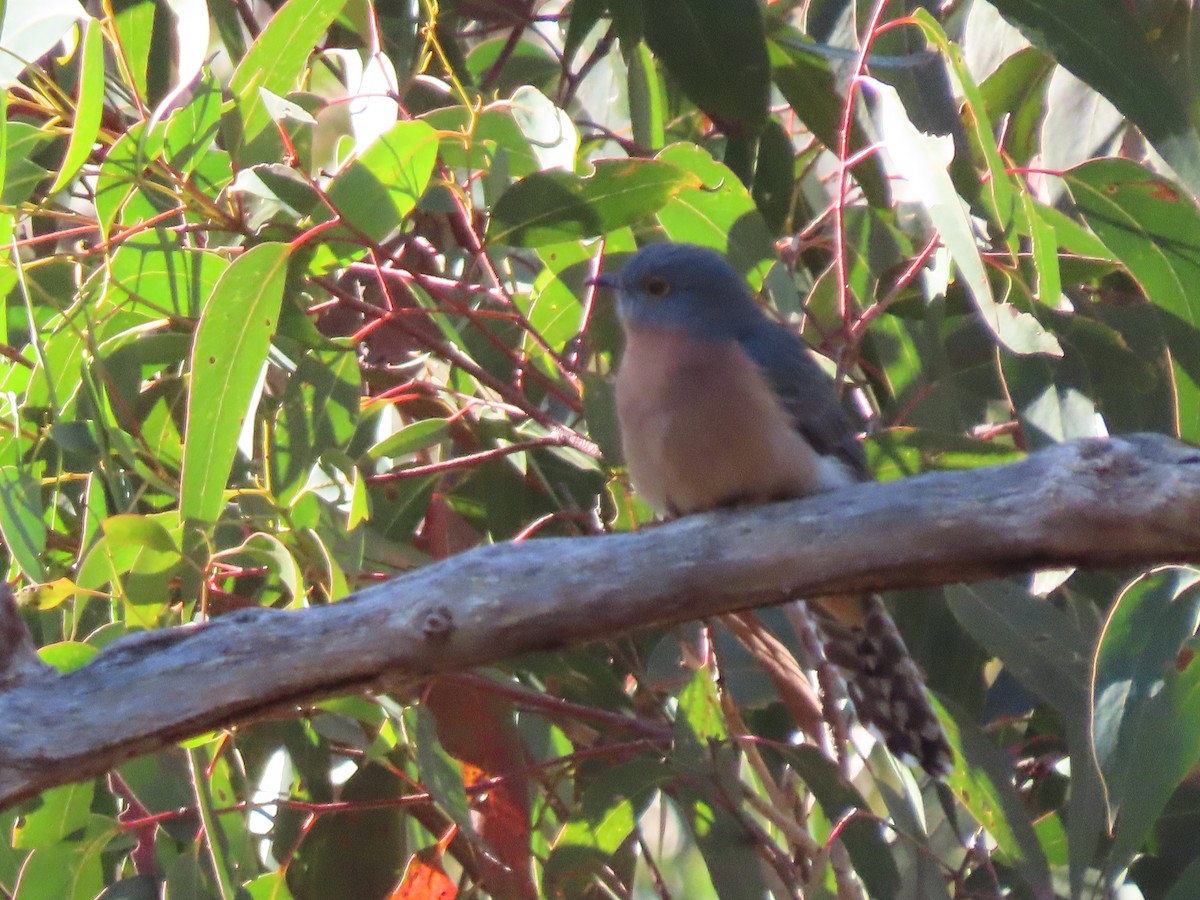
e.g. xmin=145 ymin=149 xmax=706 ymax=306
xmin=817 ymin=595 xmax=953 ymax=778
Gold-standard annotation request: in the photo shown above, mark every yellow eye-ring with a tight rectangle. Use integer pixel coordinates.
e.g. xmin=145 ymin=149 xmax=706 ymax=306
xmin=643 ymin=275 xmax=671 ymax=298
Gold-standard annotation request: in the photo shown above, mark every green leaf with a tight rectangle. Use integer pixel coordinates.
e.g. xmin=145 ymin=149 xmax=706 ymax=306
xmin=102 ymin=514 xmax=177 ymax=553
xmin=182 ymin=243 xmax=290 ymax=525
xmin=948 ymin=581 xmax=1089 ymax=730
xmin=110 ymin=0 xmax=154 ymax=103
xmin=544 ymin=757 xmax=669 ymax=892
xmin=225 ymin=0 xmax=348 ymax=163
xmin=1063 ymin=158 xmax=1200 ymax=443
xmin=37 ymin=641 xmax=98 ymax=673
xmin=910 ymin=11 xmax=1018 ymax=239
xmin=26 ymin=307 xmax=87 ymax=412
xmin=947 ymin=578 xmax=1109 ymax=895
xmin=13 ymin=782 xmax=95 ymax=849
xmin=675 ymin=780 xmax=769 ymax=900
xmin=425 ymin=101 xmax=544 ymax=180
xmin=869 ymin=78 xmax=1061 ymax=357
xmin=269 ymin=348 xmax=361 ymax=504
xmin=767 ymin=30 xmax=888 ymax=207
xmin=285 ymin=763 xmax=407 ymax=900
xmin=48 ymin=17 xmax=105 ymax=195
xmin=784 ymin=746 xmax=902 ymax=899
xmin=978 ymin=46 xmax=1054 ymax=167
xmin=654 ymin=143 xmax=776 ymax=288
xmin=489 ymin=159 xmax=701 ymax=247
xmin=2 ymin=123 xmax=52 ymax=208
xmin=673 ymin=668 xmax=726 ymax=762
xmin=93 ymin=124 xmax=145 ymax=237
xmin=1164 ymin=855 xmax=1200 ymax=900
xmin=1001 ymin=354 xmax=1107 ymax=450
xmin=580 ymin=372 xmax=622 ymax=465
xmin=10 ymin=826 xmax=107 ymax=900
xmin=751 ymin=117 xmax=793 ymax=234
xmin=187 ymin=745 xmax=247 ymax=898
xmin=508 ymin=86 xmax=579 ymax=173
xmin=232 ymin=163 xmax=324 ymax=232
xmin=944 ymin=707 xmax=1052 ymax=896
xmin=641 ymin=0 xmax=770 ymax=135
xmin=163 ymin=70 xmax=225 ymax=177
xmin=308 ymin=119 xmax=439 ymax=272
xmin=563 ymin=0 xmax=606 ymax=64
xmin=466 ymin=37 xmax=560 ymax=94
xmin=626 ymin=41 xmax=665 ymax=151
xmin=0 ymin=89 xmax=7 ymax=200
xmin=866 ymin=428 xmax=1023 ymax=481
xmin=1025 ymin=192 xmax=1062 ymax=306
xmin=108 ymin=229 xmax=229 ymax=320
xmin=0 ymin=464 xmax=46 ymax=580
xmin=668 ymin=679 xmax=766 ymax=900
xmin=988 ymin=0 xmax=1200 ymax=196
xmin=410 ymin=706 xmax=479 ymax=842
xmin=368 ymin=418 xmax=449 ymax=461
xmin=1092 ymin=567 xmax=1200 ymax=877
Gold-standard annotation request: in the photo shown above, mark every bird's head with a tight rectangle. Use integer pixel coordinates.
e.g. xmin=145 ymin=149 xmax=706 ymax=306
xmin=593 ymin=243 xmax=764 ymax=341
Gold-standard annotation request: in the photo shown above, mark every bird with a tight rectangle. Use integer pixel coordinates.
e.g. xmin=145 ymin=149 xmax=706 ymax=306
xmin=594 ymin=241 xmax=953 ymax=777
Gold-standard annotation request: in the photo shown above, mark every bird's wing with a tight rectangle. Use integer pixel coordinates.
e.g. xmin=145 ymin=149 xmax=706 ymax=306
xmin=739 ymin=321 xmax=870 ymax=482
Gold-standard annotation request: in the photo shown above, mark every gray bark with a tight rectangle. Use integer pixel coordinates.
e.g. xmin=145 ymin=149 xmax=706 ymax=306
xmin=0 ymin=433 xmax=1197 ymax=809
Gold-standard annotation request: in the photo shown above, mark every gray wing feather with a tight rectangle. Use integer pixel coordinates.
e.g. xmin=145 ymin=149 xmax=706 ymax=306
xmin=739 ymin=321 xmax=870 ymax=482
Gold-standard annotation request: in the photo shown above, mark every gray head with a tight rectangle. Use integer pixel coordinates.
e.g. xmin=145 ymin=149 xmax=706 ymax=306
xmin=595 ymin=243 xmax=765 ymax=341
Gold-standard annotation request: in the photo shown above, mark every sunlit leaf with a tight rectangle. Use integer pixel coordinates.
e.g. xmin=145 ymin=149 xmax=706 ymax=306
xmin=868 ymin=78 xmax=1061 ymax=357
xmin=308 ymin=119 xmax=439 ymax=272
xmin=13 ymin=782 xmax=95 ymax=849
xmin=37 ymin=641 xmax=98 ymax=673
xmin=225 ymin=0 xmax=348 ymax=163
xmin=654 ymin=143 xmax=776 ymax=288
xmin=48 ymin=17 xmax=104 ymax=195
xmin=0 ymin=0 xmax=86 ymax=89
xmin=182 ymin=243 xmax=290 ymax=524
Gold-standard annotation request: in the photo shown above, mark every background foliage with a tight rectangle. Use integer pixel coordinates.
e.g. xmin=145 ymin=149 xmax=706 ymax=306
xmin=2 ymin=0 xmax=1200 ymax=897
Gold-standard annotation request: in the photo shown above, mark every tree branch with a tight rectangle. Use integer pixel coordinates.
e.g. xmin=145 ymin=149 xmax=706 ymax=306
xmin=2 ymin=434 xmax=1198 ymax=809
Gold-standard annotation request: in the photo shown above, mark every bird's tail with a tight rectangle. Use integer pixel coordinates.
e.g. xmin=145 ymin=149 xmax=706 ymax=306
xmin=815 ymin=594 xmax=953 ymax=778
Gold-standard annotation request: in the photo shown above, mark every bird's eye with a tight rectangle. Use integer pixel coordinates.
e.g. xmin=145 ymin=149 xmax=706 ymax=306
xmin=643 ymin=276 xmax=671 ymax=298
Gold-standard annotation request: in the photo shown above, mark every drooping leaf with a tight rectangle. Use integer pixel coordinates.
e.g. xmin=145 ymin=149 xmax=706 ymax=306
xmin=544 ymin=757 xmax=668 ymax=893
xmin=767 ymin=28 xmax=890 ymax=207
xmin=182 ymin=243 xmax=291 ymax=525
xmin=48 ymin=17 xmax=104 ymax=195
xmin=868 ymin=78 xmax=1061 ymax=357
xmin=948 ymin=579 xmax=1108 ymax=895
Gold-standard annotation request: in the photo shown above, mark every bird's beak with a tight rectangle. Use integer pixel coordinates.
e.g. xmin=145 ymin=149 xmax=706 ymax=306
xmin=587 ymin=273 xmax=617 ymax=289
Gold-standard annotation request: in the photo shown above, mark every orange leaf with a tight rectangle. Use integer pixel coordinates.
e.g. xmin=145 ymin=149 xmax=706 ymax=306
xmin=390 ymin=848 xmax=457 ymax=900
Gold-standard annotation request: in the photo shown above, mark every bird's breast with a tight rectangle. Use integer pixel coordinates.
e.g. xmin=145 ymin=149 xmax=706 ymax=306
xmin=615 ymin=328 xmax=827 ymax=515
